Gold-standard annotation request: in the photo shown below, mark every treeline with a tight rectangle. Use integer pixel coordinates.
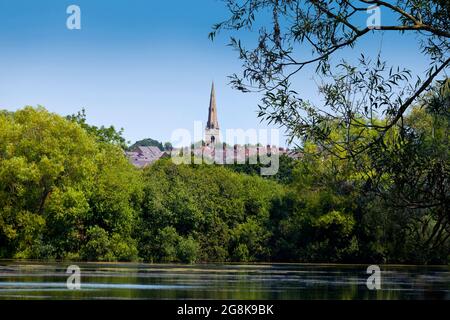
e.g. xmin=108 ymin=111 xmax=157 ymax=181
xmin=0 ymin=88 xmax=448 ymax=264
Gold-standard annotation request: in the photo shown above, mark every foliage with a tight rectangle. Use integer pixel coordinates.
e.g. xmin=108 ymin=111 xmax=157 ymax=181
xmin=129 ymin=138 xmax=172 ymax=151
xmin=228 ymin=154 xmax=296 ymax=184
xmin=138 ymin=159 xmax=284 ymax=262
xmin=0 ymin=107 xmax=141 ymax=260
xmin=0 ymin=104 xmax=448 ymax=264
xmin=210 ymin=1 xmax=449 ymax=263
xmin=211 ymin=0 xmax=449 ymax=162
xmin=366 ymin=80 xmax=450 ymax=263
xmin=67 ymin=109 xmax=128 ymax=149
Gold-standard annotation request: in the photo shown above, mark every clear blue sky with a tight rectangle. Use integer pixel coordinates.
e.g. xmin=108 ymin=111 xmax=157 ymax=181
xmin=0 ymin=0 xmax=429 ymax=146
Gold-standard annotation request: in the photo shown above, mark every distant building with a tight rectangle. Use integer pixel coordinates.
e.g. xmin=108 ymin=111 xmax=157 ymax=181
xmin=205 ymin=82 xmax=220 ymax=146
xmin=127 ymin=83 xmax=301 ymax=168
xmin=201 ymin=82 xmax=301 ymax=160
xmin=125 ymin=146 xmax=167 ymax=168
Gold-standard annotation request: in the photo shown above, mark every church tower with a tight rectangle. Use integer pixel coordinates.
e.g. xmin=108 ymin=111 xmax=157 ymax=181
xmin=205 ymin=82 xmax=220 ymax=146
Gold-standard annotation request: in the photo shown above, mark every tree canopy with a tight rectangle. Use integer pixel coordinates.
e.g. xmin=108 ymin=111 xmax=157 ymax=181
xmin=0 ymin=104 xmax=448 ymax=264
xmin=0 ymin=107 xmax=141 ymax=260
xmin=210 ymin=0 xmax=449 ymax=159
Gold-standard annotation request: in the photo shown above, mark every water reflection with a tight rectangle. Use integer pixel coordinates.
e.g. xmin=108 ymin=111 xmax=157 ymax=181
xmin=0 ymin=261 xmax=448 ymax=300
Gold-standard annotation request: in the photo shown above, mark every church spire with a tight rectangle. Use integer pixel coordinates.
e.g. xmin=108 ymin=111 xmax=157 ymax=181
xmin=207 ymin=82 xmax=219 ymax=129
xmin=205 ymin=82 xmax=220 ymax=146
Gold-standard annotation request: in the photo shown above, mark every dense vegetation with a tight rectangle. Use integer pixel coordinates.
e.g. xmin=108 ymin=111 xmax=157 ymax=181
xmin=129 ymin=138 xmax=173 ymax=151
xmin=0 ymin=87 xmax=449 ymax=264
xmin=211 ymin=0 xmax=449 ymax=161
xmin=0 ymin=107 xmax=142 ymax=260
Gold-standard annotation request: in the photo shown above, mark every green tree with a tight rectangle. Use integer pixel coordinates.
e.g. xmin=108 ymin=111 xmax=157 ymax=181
xmin=129 ymin=138 xmax=164 ymax=151
xmin=0 ymin=107 xmax=141 ymax=260
xmin=138 ymin=159 xmax=284 ymax=262
xmin=228 ymin=154 xmax=296 ymax=184
xmin=273 ymin=143 xmax=361 ymax=262
xmin=67 ymin=109 xmax=127 ymax=149
xmin=211 ymin=1 xmax=449 ymax=157
xmin=367 ymin=81 xmax=450 ymax=263
xmin=0 ymin=107 xmax=97 ymax=258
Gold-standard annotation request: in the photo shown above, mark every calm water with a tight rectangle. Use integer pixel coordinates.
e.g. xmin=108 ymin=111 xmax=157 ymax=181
xmin=0 ymin=261 xmax=448 ymax=300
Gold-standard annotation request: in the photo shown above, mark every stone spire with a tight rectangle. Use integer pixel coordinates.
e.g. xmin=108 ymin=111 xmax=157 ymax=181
xmin=205 ymin=82 xmax=220 ymax=146
xmin=207 ymin=82 xmax=219 ymax=129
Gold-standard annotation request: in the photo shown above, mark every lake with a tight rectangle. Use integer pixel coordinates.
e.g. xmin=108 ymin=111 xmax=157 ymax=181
xmin=0 ymin=261 xmax=448 ymax=300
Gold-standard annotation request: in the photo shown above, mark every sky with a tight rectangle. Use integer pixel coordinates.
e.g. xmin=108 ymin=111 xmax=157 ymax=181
xmin=0 ymin=0 xmax=431 ymax=147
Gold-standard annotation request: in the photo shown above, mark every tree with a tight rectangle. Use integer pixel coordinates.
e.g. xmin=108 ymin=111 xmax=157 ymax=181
xmin=164 ymin=142 xmax=173 ymax=151
xmin=269 ymin=82 xmax=450 ymax=263
xmin=228 ymin=153 xmax=296 ymax=184
xmin=67 ymin=109 xmax=128 ymax=149
xmin=211 ymin=2 xmax=449 ymax=263
xmin=367 ymin=81 xmax=450 ymax=262
xmin=272 ymin=141 xmax=362 ymax=262
xmin=0 ymin=107 xmax=97 ymax=258
xmin=138 ymin=159 xmax=285 ymax=262
xmin=129 ymin=138 xmax=164 ymax=151
xmin=2 ymin=104 xmax=447 ymax=263
xmin=0 ymin=107 xmax=141 ymax=260
xmin=211 ymin=0 xmax=449 ymax=157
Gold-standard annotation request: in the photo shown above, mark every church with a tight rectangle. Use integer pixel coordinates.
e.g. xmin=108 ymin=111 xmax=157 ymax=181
xmin=204 ymin=82 xmax=220 ymax=146
xmin=126 ymin=82 xmax=222 ymax=168
xmin=126 ymin=82 xmax=300 ymax=168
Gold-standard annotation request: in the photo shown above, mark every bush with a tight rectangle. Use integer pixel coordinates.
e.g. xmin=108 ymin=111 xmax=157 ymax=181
xmin=177 ymin=237 xmax=200 ymax=263
xmin=138 ymin=159 xmax=285 ymax=262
